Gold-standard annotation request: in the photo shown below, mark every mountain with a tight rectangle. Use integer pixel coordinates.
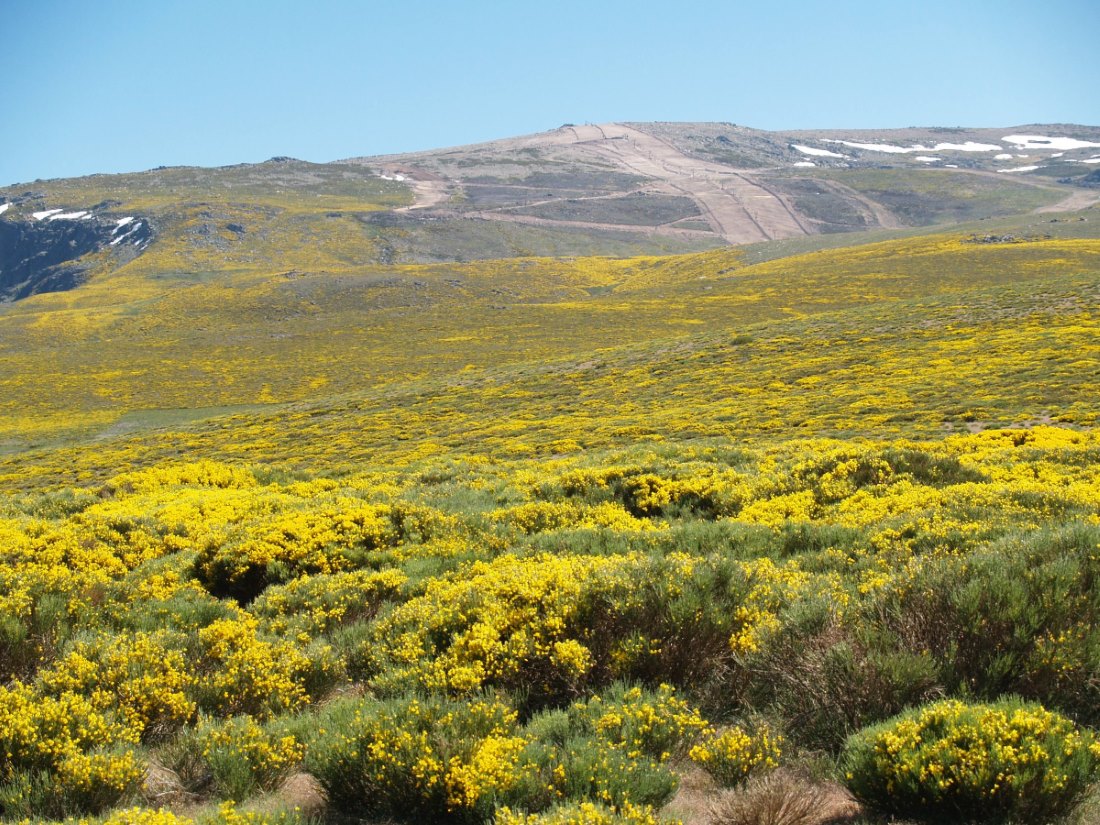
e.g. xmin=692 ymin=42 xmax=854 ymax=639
xmin=3 ymin=123 xmax=1099 ymax=302
xmin=2 ymin=123 xmax=1100 ymax=825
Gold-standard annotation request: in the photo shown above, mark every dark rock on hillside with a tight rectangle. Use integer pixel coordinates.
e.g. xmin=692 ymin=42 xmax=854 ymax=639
xmin=1077 ymin=169 xmax=1100 ymax=188
xmin=0 ymin=214 xmax=151 ymax=301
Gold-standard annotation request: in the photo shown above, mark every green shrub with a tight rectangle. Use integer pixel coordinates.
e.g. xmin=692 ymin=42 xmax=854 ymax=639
xmin=194 ymin=715 xmax=304 ymax=799
xmin=842 ymin=698 xmax=1099 ymax=822
xmin=502 ymin=684 xmax=704 ymax=813
xmin=743 ymin=598 xmax=939 ymax=751
xmin=864 ymin=524 xmax=1100 ymax=723
xmin=305 ymin=692 xmax=524 ymax=821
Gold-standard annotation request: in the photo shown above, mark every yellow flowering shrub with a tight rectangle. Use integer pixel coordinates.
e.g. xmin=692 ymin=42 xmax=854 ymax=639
xmin=250 ymin=567 xmax=407 ymax=637
xmin=585 ymin=684 xmax=709 ymax=761
xmin=197 ymin=715 xmax=304 ymax=798
xmin=193 ymin=614 xmax=337 ymax=717
xmin=842 ymin=698 xmax=1099 ymax=822
xmin=689 ymin=723 xmax=783 ymax=786
xmin=360 ymin=553 xmax=640 ymax=696
xmin=96 ymin=807 xmax=196 ymax=825
xmin=0 ymin=683 xmax=143 ymax=815
xmin=503 ymin=684 xmax=701 ymax=813
xmin=495 ymin=801 xmax=667 ymax=825
xmin=37 ymin=631 xmax=196 ymax=739
xmin=193 ymin=499 xmax=397 ymax=602
xmin=306 ymin=693 xmax=526 ymax=820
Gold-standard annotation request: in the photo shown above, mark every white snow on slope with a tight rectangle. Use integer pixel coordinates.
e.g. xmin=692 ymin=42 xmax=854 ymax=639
xmin=32 ymin=208 xmax=63 ymax=220
xmin=1083 ymin=158 xmax=1100 ymax=164
xmin=115 ymin=217 xmax=135 ymax=230
xmin=999 ymin=166 xmax=1039 ymax=173
xmin=110 ymin=221 xmax=143 ymax=246
xmin=932 ymin=142 xmax=1004 ymax=152
xmin=1003 ymin=135 xmax=1100 ymax=151
xmin=47 ymin=211 xmax=89 ymax=221
xmin=915 ymin=156 xmax=941 ymax=162
xmin=0 ymin=203 xmax=10 ymax=216
xmin=822 ymin=139 xmax=1001 ymax=154
xmin=792 ymin=161 xmax=816 ymax=167
xmin=995 ymin=153 xmax=1013 ymax=160
xmin=792 ymin=144 xmax=846 ymax=158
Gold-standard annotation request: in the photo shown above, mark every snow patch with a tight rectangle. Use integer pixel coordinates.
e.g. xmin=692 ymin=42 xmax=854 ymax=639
xmin=1003 ymin=134 xmax=1100 ymax=151
xmin=32 ymin=208 xmax=64 ymax=220
xmin=47 ymin=211 xmax=89 ymax=221
xmin=110 ymin=221 xmax=143 ymax=246
xmin=944 ymin=164 xmax=959 ymax=168
xmin=823 ymin=139 xmax=910 ymax=154
xmin=0 ymin=203 xmax=9 ymax=216
xmin=933 ymin=141 xmax=1003 ymax=152
xmin=792 ymin=161 xmax=816 ymax=167
xmin=792 ymin=144 xmax=845 ymax=158
xmin=999 ymin=166 xmax=1039 ymax=173
xmin=1082 ymin=158 xmax=1100 ymax=164
xmin=380 ymin=173 xmax=408 ymax=182
xmin=995 ymin=153 xmax=1013 ymax=160
xmin=822 ymin=139 xmax=1000 ymax=154
xmin=914 ymin=156 xmax=941 ymax=162
xmin=114 ymin=217 xmax=135 ymax=230
xmin=1052 ymin=152 xmax=1064 ymax=158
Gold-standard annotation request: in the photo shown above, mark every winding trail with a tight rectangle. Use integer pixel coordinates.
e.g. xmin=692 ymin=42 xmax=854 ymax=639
xmin=463 ymin=210 xmax=718 ymax=241
xmin=380 ymin=165 xmax=451 ymax=212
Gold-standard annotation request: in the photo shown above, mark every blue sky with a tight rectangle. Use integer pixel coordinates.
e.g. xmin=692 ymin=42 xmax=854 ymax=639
xmin=3 ymin=0 xmax=1099 ymax=186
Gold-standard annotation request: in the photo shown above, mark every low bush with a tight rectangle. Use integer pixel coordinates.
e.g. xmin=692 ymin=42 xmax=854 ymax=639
xmin=194 ymin=715 xmax=304 ymax=799
xmin=305 ymin=692 xmax=525 ymax=821
xmin=495 ymin=801 xmax=666 ymax=825
xmin=842 ymin=697 xmax=1099 ymax=822
xmin=689 ymin=722 xmax=783 ymax=787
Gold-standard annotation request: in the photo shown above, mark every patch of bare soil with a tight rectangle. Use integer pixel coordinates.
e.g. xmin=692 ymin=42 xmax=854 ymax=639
xmin=569 ymin=124 xmax=812 ymax=244
xmin=1036 ymin=189 xmax=1100 ymax=213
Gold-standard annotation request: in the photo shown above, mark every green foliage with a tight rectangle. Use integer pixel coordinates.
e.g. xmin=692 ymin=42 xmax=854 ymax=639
xmin=842 ymin=698 xmax=1099 ymax=823
xmin=304 ymin=692 xmax=523 ymax=821
xmin=192 ymin=715 xmax=303 ymax=800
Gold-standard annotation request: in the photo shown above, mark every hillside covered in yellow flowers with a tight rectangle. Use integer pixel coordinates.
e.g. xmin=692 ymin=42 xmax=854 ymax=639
xmin=1 ymin=150 xmax=1100 ymax=825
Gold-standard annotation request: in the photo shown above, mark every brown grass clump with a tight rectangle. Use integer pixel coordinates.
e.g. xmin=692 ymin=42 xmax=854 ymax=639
xmin=710 ymin=770 xmax=860 ymax=825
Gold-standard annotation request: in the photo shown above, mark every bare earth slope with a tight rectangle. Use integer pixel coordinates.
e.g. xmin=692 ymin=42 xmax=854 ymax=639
xmin=348 ymin=121 xmax=1100 ymax=252
xmin=566 ymin=123 xmax=809 ymax=243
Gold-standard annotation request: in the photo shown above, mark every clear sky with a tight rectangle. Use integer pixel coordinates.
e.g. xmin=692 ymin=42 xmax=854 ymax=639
xmin=4 ymin=0 xmax=1099 ymax=186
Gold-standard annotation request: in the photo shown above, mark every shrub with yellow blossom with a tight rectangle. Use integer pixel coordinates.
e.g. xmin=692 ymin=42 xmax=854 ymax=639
xmin=0 ymin=683 xmax=143 ymax=816
xmin=37 ymin=630 xmax=196 ymax=740
xmin=192 ymin=614 xmax=340 ymax=718
xmin=495 ymin=800 xmax=667 ymax=825
xmin=306 ymin=692 xmax=526 ymax=821
xmin=196 ymin=715 xmax=304 ymax=799
xmin=689 ymin=723 xmax=783 ymax=786
xmin=842 ymin=698 xmax=1099 ymax=822
xmin=503 ymin=684 xmax=705 ymax=813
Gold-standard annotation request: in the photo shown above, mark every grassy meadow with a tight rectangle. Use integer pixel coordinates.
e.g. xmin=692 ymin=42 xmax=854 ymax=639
xmin=1 ymin=160 xmax=1100 ymax=825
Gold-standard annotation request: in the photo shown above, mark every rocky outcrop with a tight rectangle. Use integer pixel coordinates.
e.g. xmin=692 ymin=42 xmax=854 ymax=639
xmin=0 ymin=206 xmax=151 ymax=301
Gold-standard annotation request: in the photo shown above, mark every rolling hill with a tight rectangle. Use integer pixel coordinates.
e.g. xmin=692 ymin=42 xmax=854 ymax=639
xmin=1 ymin=124 xmax=1100 ymax=825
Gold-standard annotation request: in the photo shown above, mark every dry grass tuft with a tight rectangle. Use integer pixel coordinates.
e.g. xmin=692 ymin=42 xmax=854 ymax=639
xmin=710 ymin=770 xmax=861 ymax=825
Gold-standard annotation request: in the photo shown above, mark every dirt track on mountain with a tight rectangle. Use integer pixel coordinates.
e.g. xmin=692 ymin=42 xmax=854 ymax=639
xmin=1036 ymin=189 xmax=1100 ymax=213
xmin=563 ymin=124 xmax=811 ymax=244
xmin=380 ymin=165 xmax=451 ymax=212
xmin=464 ymin=210 xmax=718 ymax=241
